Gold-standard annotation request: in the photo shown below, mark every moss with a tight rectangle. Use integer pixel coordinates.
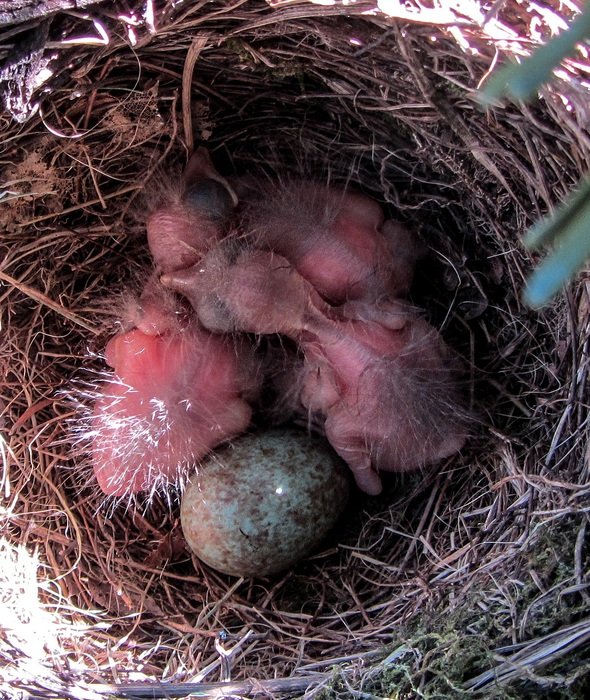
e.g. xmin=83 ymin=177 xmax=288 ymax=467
xmin=318 ymin=512 xmax=589 ymax=699
xmin=223 ymin=38 xmax=308 ymax=80
xmin=519 ymin=514 xmax=588 ymax=638
xmin=362 ymin=634 xmax=506 ymax=700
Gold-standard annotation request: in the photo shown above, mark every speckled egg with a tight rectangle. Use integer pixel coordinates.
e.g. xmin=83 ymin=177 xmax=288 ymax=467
xmin=180 ymin=428 xmax=350 ymax=577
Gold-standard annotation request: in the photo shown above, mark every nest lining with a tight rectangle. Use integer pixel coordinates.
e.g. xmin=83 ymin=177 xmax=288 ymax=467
xmin=1 ymin=1 xmax=589 ymax=698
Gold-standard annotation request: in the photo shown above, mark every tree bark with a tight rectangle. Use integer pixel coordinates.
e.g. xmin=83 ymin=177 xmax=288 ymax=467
xmin=0 ymin=1 xmax=104 ymax=26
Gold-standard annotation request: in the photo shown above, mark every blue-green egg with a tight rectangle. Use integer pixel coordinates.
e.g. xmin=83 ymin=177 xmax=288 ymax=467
xmin=180 ymin=428 xmax=350 ymax=577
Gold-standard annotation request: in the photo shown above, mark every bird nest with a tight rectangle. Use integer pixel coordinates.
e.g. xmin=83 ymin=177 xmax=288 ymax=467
xmin=1 ymin=1 xmax=589 ymax=698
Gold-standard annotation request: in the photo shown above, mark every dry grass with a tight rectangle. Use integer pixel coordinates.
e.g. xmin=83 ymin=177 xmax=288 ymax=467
xmin=1 ymin=0 xmax=589 ymax=698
